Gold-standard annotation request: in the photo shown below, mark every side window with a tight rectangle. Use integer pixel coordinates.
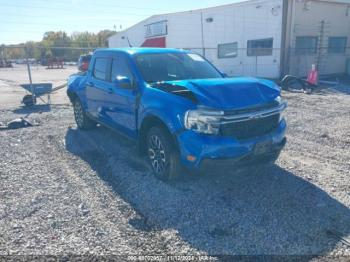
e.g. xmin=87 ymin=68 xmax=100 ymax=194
xmin=110 ymin=56 xmax=134 ymax=84
xmin=93 ymin=58 xmax=108 ymax=81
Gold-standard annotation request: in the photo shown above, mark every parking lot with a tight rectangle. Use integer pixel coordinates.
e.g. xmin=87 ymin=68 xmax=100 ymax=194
xmin=0 ymin=65 xmax=350 ymax=259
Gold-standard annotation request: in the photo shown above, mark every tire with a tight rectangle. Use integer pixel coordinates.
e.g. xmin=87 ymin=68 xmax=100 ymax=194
xmin=22 ymin=95 xmax=36 ymax=106
xmin=146 ymin=126 xmax=182 ymax=181
xmin=73 ymin=99 xmax=95 ymax=130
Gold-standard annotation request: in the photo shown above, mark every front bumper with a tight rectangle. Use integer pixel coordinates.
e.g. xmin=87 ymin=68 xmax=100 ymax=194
xmin=200 ymin=137 xmax=286 ymax=172
xmin=177 ymin=119 xmax=287 ymax=169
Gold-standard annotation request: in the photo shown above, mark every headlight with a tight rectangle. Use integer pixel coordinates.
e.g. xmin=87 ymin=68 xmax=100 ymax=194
xmin=275 ymin=96 xmax=286 ymax=122
xmin=184 ymin=109 xmax=224 ymax=135
xmin=279 ymin=110 xmax=287 ymax=122
xmin=275 ymin=96 xmax=282 ymax=104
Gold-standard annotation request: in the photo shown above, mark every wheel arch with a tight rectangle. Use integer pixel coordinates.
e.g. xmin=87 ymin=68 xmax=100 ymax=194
xmin=138 ymin=114 xmax=179 ymax=156
xmin=67 ymin=89 xmax=78 ymax=103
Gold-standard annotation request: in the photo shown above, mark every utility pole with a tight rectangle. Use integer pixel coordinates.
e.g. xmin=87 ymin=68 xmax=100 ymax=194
xmin=0 ymin=45 xmax=4 ymax=61
xmin=316 ymin=20 xmax=325 ymax=72
xmin=25 ymin=46 xmax=35 ymax=105
xmin=200 ymin=12 xmax=205 ymax=57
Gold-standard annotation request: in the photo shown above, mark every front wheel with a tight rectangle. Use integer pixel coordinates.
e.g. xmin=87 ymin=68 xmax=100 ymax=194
xmin=146 ymin=127 xmax=182 ymax=181
xmin=73 ymin=99 xmax=95 ymax=130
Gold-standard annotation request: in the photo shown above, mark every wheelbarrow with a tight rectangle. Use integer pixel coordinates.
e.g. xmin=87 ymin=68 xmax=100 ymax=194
xmin=20 ymin=57 xmax=66 ymax=106
xmin=20 ymin=83 xmax=67 ymax=106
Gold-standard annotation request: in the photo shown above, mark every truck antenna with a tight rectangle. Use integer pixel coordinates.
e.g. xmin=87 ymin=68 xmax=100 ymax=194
xmin=126 ymin=36 xmax=133 ymax=47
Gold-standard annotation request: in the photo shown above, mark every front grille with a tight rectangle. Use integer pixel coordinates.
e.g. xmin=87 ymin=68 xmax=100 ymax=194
xmin=224 ymin=101 xmax=280 ymax=115
xmin=220 ymin=114 xmax=280 ymax=140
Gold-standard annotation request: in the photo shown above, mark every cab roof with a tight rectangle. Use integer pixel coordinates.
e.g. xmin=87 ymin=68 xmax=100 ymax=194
xmin=94 ymin=48 xmax=191 ymax=56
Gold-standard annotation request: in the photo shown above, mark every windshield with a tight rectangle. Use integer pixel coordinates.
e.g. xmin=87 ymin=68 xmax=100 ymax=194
xmin=133 ymin=52 xmax=223 ymax=83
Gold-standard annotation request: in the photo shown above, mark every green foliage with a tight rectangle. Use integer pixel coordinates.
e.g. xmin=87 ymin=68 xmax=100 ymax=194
xmin=3 ymin=29 xmax=116 ymax=61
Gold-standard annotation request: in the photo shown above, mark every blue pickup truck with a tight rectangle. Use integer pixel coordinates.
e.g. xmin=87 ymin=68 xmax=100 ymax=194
xmin=67 ymin=48 xmax=287 ymax=181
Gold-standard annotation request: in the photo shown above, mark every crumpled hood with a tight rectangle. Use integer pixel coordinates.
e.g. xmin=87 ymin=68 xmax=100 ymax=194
xmin=161 ymin=78 xmax=281 ymax=110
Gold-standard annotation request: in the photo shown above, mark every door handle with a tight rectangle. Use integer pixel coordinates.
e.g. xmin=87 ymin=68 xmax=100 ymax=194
xmin=107 ymin=87 xmax=113 ymax=94
xmin=86 ymin=82 xmax=94 ymax=87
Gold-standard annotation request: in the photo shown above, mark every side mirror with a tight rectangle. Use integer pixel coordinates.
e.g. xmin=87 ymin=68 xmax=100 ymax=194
xmin=114 ymin=76 xmax=133 ymax=89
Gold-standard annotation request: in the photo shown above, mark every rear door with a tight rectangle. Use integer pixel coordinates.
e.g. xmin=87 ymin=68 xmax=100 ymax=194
xmin=85 ymin=56 xmax=110 ymax=119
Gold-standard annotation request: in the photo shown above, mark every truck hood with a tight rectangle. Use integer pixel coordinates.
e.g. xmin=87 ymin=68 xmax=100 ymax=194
xmin=155 ymin=78 xmax=281 ymax=110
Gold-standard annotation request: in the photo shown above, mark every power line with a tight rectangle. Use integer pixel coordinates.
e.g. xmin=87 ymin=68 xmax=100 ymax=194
xmin=0 ymin=12 xmax=137 ymax=23
xmin=1 ymin=30 xmax=48 ymax=34
xmin=3 ymin=45 xmax=101 ymax=50
xmin=0 ymin=3 xmax=159 ymax=16
xmin=1 ymin=37 xmax=117 ymax=44
xmin=9 ymin=0 xmax=172 ymax=12
xmin=1 ymin=29 xmax=118 ymax=34
xmin=0 ymin=19 xmax=135 ymax=27
xmin=1 ymin=40 xmax=114 ymax=44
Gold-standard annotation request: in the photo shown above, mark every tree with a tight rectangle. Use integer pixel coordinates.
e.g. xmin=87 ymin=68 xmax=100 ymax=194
xmin=97 ymin=30 xmax=116 ymax=47
xmin=3 ymin=29 xmax=117 ymax=61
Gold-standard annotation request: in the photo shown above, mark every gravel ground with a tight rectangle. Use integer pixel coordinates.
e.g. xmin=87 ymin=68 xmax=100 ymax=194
xmin=0 ymin=76 xmax=350 ymax=260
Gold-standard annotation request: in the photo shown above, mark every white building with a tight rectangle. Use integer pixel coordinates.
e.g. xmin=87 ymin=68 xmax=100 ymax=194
xmin=108 ymin=0 xmax=350 ymax=78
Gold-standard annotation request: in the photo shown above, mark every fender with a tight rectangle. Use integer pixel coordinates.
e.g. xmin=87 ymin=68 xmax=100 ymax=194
xmin=139 ymin=108 xmax=183 ymax=134
xmin=138 ymin=86 xmax=196 ymax=134
xmin=67 ymin=74 xmax=88 ymax=103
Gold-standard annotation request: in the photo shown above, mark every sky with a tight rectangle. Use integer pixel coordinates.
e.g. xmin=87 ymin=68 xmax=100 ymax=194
xmin=0 ymin=0 xmax=244 ymax=45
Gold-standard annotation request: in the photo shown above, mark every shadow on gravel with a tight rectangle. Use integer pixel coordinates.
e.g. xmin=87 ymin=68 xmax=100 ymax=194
xmin=65 ymin=126 xmax=350 ymax=258
xmin=12 ymin=104 xmax=51 ymax=116
xmin=283 ymin=86 xmax=349 ymax=96
xmin=328 ymin=85 xmax=350 ymax=95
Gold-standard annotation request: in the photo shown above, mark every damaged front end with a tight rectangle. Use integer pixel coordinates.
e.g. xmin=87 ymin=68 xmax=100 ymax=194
xmin=150 ymin=82 xmax=198 ymax=104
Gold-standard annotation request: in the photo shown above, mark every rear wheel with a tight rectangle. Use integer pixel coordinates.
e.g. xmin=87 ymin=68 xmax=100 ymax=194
xmin=73 ymin=99 xmax=95 ymax=130
xmin=146 ymin=126 xmax=182 ymax=181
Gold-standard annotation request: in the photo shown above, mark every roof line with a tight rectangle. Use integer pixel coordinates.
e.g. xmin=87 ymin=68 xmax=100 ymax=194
xmin=154 ymin=0 xmax=256 ymax=16
xmin=108 ymin=0 xmax=262 ymax=40
xmin=108 ymin=0 xmax=350 ymax=41
xmin=312 ymin=0 xmax=350 ymax=4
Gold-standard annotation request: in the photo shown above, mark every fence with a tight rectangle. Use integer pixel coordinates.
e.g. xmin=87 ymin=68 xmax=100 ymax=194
xmin=178 ymin=46 xmax=350 ymax=79
xmin=288 ymin=47 xmax=350 ymax=78
xmin=0 ymin=46 xmax=94 ymax=68
xmin=1 ymin=46 xmax=350 ymax=79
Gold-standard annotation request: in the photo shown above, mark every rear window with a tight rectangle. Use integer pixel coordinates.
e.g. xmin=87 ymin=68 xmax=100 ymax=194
xmin=84 ymin=55 xmax=92 ymax=62
xmin=79 ymin=55 xmax=92 ymax=63
xmin=93 ymin=58 xmax=108 ymax=81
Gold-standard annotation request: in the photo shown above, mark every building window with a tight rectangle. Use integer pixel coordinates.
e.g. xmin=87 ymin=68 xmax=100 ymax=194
xmin=145 ymin=20 xmax=167 ymax=38
xmin=218 ymin=42 xmax=238 ymax=59
xmin=295 ymin=36 xmax=318 ymax=55
xmin=328 ymin=37 xmax=347 ymax=54
xmin=247 ymin=38 xmax=273 ymax=56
